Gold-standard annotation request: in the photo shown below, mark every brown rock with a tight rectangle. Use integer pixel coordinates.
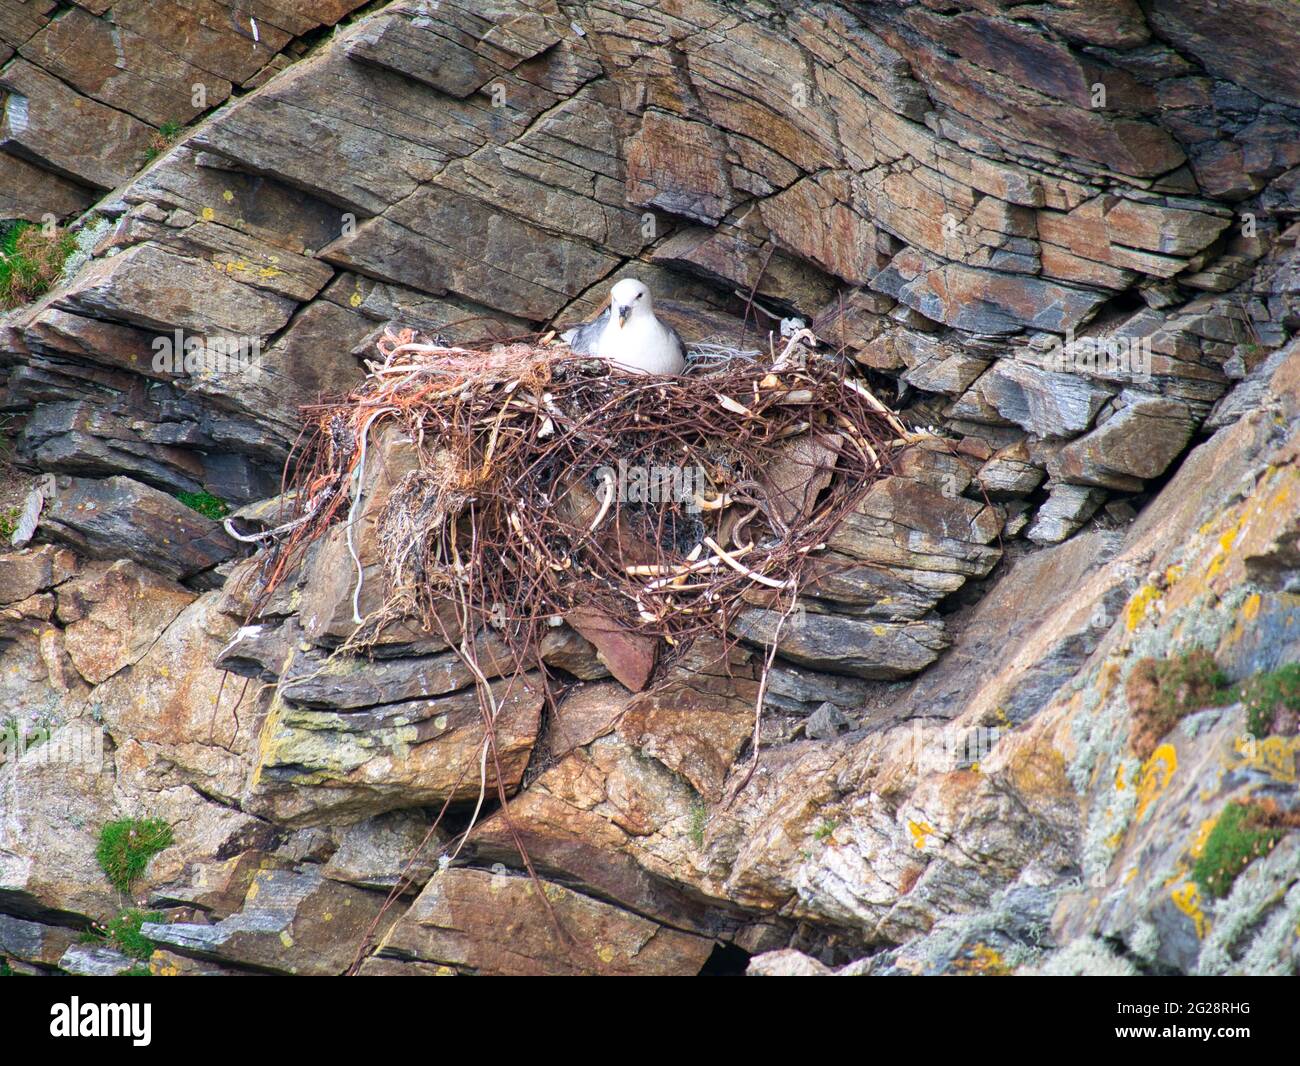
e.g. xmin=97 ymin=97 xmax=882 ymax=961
xmin=565 ymin=605 xmax=657 ymax=692
xmin=680 ymin=16 xmax=841 ymax=180
xmin=0 ymin=2 xmax=54 ymax=49
xmin=1029 ymin=0 xmax=1151 ymax=48
xmin=626 ymin=110 xmax=738 ymax=225
xmin=1026 ymin=483 xmax=1107 ymax=543
xmin=761 ymin=171 xmax=887 ymax=285
xmin=539 ymin=625 xmax=610 ymax=681
xmin=163 ymin=222 xmax=334 ymax=303
xmin=619 ymin=643 xmax=757 ymax=800
xmin=56 ymin=561 xmax=196 ymax=685
xmin=251 ymin=674 xmax=544 ymax=825
xmin=21 ymin=309 xmax=167 ymax=378
xmin=183 ymin=297 xmax=371 ymax=444
xmin=827 ymin=477 xmax=1004 ymax=578
xmin=735 ymin=606 xmax=950 ymax=680
xmin=127 ymin=146 xmax=348 ymax=257
xmin=650 ymin=225 xmax=838 ymax=312
xmin=0 ymin=152 xmax=94 ymax=222
xmin=548 ymin=680 xmax=628 ymax=757
xmin=57 ymin=244 xmax=298 ymax=338
xmin=321 ymin=185 xmax=619 ymax=320
xmin=1049 ymin=394 xmax=1195 ymax=489
xmin=0 ymin=544 xmax=77 ymax=605
xmin=343 ymin=1 xmax=563 ymax=97
xmin=90 ymin=593 xmax=266 ymax=812
xmin=976 ymin=443 xmax=1046 ymax=498
xmin=0 ymin=59 xmax=155 ymax=189
xmin=1038 ymin=196 xmax=1231 ymax=280
xmin=375 ymin=866 xmax=713 ymax=976
xmin=109 ymin=0 xmax=292 ymax=86
xmin=975 ymin=359 xmax=1114 ymax=437
xmin=20 ymin=7 xmax=232 ymax=126
xmin=1148 ymin=0 xmax=1300 ymax=109
xmin=908 ymin=9 xmax=1154 ymax=111
xmin=321 ymin=810 xmax=446 ymax=893
xmin=42 ymin=476 xmax=237 ymax=581
xmin=886 ymin=22 xmax=1185 ymax=179
xmin=872 ymin=248 xmax=1108 ymax=335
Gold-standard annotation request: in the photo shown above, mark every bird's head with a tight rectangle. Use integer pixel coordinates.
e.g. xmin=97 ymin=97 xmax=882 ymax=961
xmin=610 ymin=278 xmax=652 ymax=329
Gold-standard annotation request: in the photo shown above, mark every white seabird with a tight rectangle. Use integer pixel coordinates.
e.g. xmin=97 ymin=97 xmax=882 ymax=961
xmin=563 ymin=277 xmax=686 ymax=375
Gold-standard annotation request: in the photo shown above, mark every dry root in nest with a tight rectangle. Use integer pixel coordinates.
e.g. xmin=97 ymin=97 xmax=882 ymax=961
xmin=253 ymin=325 xmax=920 ymax=683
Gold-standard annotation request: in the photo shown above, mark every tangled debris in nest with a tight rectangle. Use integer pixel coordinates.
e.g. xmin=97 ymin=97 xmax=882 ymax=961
xmin=245 ymin=326 xmax=919 ymax=690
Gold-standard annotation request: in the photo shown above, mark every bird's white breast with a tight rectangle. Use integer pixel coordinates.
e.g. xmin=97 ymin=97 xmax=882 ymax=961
xmin=594 ymin=310 xmax=683 ymax=375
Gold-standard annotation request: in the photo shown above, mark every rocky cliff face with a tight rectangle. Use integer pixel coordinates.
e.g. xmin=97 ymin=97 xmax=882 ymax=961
xmin=1 ymin=0 xmax=1298 ymax=976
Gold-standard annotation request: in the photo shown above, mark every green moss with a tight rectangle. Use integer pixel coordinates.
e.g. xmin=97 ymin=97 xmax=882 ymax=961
xmin=0 ymin=221 xmax=76 ymax=309
xmin=120 ymin=964 xmax=152 ymax=976
xmin=95 ymin=818 xmax=173 ymax=894
xmin=82 ymin=908 xmax=165 ymax=960
xmin=175 ymin=489 xmax=230 ymax=521
xmin=1239 ymin=663 xmax=1300 ymax=738
xmin=814 ymin=819 xmax=838 ymax=843
xmin=688 ymin=802 xmax=707 ymax=848
xmin=1193 ymin=802 xmax=1284 ymax=899
xmin=0 ymin=959 xmax=12 ymax=976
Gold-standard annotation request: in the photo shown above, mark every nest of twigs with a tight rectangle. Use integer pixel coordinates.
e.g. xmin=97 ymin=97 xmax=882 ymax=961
xmin=250 ymin=326 xmax=915 ymax=683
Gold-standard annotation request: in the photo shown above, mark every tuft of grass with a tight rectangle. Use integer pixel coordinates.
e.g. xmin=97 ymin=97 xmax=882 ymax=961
xmin=0 ymin=958 xmax=12 ymax=976
xmin=0 ymin=506 xmax=20 ymax=540
xmin=1125 ymin=650 xmax=1232 ymax=760
xmin=175 ymin=489 xmax=229 ymax=521
xmin=95 ymin=817 xmax=173 ymax=894
xmin=0 ymin=221 xmax=76 ymax=309
xmin=120 ymin=964 xmax=153 ymax=976
xmin=82 ymin=909 xmax=165 ymax=960
xmin=143 ymin=119 xmax=184 ymax=162
xmin=1239 ymin=663 xmax=1300 ymax=738
xmin=814 ymin=819 xmax=838 ymax=843
xmin=1193 ymin=801 xmax=1285 ymax=899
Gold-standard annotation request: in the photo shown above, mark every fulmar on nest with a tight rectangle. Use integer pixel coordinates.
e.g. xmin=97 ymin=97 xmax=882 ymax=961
xmin=563 ymin=277 xmax=686 ymax=376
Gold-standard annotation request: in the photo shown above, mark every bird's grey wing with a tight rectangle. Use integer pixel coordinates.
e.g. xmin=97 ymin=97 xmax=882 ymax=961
xmin=562 ymin=309 xmax=610 ymax=354
xmin=667 ymin=323 xmax=687 ymax=363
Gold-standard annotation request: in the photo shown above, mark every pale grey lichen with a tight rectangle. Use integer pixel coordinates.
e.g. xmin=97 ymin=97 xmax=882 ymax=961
xmin=59 ymin=215 xmax=114 ymax=285
xmin=1197 ymin=836 xmax=1300 ymax=976
xmin=1029 ymin=936 xmax=1139 ymax=976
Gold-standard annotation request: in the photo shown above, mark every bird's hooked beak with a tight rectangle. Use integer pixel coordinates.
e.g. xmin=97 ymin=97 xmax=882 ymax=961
xmin=617 ymin=304 xmax=631 ymax=328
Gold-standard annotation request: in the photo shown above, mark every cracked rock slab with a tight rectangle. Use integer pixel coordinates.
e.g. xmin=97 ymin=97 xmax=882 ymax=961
xmin=374 ymin=866 xmax=714 ymax=976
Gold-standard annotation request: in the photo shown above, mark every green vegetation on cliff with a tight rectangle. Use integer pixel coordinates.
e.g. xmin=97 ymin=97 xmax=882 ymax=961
xmin=0 ymin=221 xmax=76 ymax=309
xmin=1239 ymin=663 xmax=1300 ymax=737
xmin=1193 ymin=801 xmax=1285 ymax=899
xmin=83 ymin=908 xmax=166 ymax=961
xmin=96 ymin=817 xmax=173 ymax=894
xmin=175 ymin=490 xmax=230 ymax=521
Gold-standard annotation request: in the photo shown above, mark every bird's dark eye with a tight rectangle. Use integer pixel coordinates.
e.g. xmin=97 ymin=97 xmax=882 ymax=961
xmin=635 ymin=292 xmax=643 ymax=300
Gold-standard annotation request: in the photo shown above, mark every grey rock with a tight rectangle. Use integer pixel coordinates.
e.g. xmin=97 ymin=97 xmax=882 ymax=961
xmin=977 ymin=359 xmax=1114 ymax=438
xmin=57 ymin=943 xmax=138 ymax=977
xmin=804 ymin=702 xmax=850 ymax=740
xmin=41 ymin=476 xmax=237 ymax=581
xmin=1027 ymin=484 xmax=1108 ymax=544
